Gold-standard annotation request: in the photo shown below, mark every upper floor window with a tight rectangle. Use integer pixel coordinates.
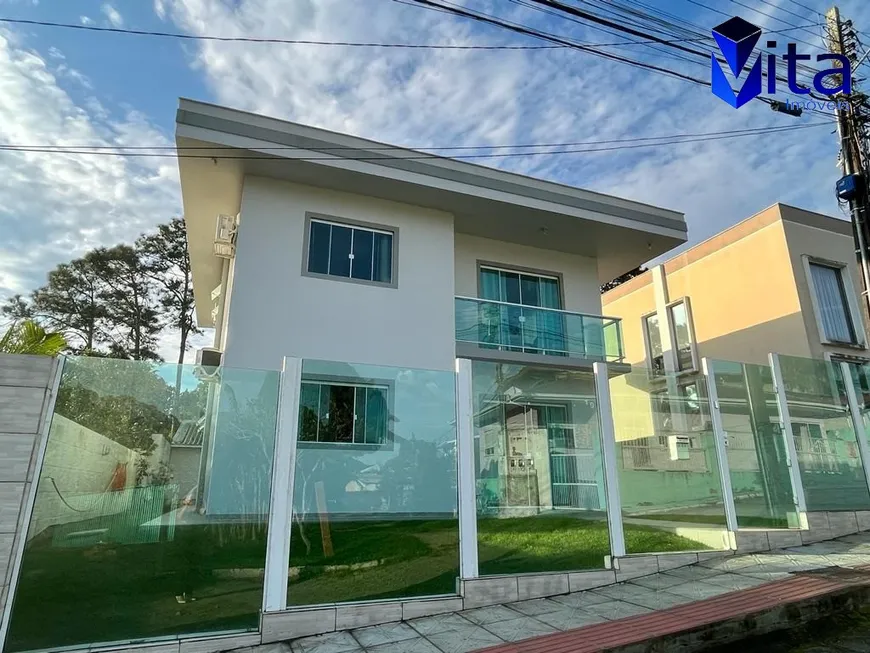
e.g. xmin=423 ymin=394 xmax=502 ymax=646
xmin=305 ymin=216 xmax=395 ymax=286
xmin=668 ymin=300 xmax=696 ymax=371
xmin=642 ymin=313 xmax=664 ymax=374
xmin=479 ymin=266 xmax=562 ymax=309
xmin=809 ymin=262 xmax=858 ymax=344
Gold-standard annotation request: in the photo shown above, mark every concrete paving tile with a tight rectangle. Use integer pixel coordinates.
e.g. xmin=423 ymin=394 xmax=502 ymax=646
xmin=505 ymin=598 xmax=565 ymax=616
xmin=737 ymin=570 xmax=794 ymax=581
xmin=352 ymin=623 xmax=417 ymax=648
xmin=630 ymin=573 xmax=689 ymax=591
xmin=665 ymin=581 xmax=731 ymax=601
xmin=291 ymin=632 xmax=360 ymax=653
xmin=365 ymin=638 xmax=441 ymax=653
xmin=534 ymin=607 xmax=609 ymax=631
xmin=616 ymin=588 xmax=695 ymax=611
xmin=408 ymin=614 xmax=474 ymax=636
xmin=425 ymin=624 xmax=503 ymax=653
xmin=664 ymin=566 xmax=725 ymax=581
xmin=697 ymin=555 xmax=762 ymax=572
xmin=697 ymin=573 xmax=768 ymax=591
xmin=457 ymin=606 xmax=521 ymax=626
xmin=581 ymin=599 xmax=652 ymax=620
xmin=551 ymin=591 xmax=613 ymax=609
xmin=481 ymin=616 xmax=558 ymax=642
xmin=594 ymin=583 xmax=660 ymax=602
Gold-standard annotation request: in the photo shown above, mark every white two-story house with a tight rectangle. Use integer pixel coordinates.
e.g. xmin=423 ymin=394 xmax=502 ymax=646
xmin=176 ymin=98 xmax=690 ymax=609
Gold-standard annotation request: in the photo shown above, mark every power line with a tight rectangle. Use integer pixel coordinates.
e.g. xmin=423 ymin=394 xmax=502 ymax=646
xmin=783 ymin=0 xmax=821 ymax=17
xmin=727 ymin=0 xmax=823 ymax=48
xmin=0 ymin=123 xmax=833 ymax=161
xmin=2 ymin=123 xmax=834 ymax=153
xmin=0 ymin=14 xmax=822 ymax=50
xmin=0 ymin=16 xmax=559 ymax=49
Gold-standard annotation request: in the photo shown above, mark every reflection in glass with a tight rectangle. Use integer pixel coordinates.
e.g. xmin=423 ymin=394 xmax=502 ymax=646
xmin=472 ymin=361 xmax=611 ymax=575
xmin=779 ymin=355 xmax=870 ymax=511
xmin=454 ymin=298 xmax=623 ymax=362
xmin=609 ymin=369 xmax=728 ymax=554
xmin=668 ymin=301 xmax=694 ymax=371
xmin=709 ymin=359 xmax=799 ymax=529
xmin=287 ymin=360 xmax=458 ymax=606
xmin=7 ymin=358 xmax=279 ymax=652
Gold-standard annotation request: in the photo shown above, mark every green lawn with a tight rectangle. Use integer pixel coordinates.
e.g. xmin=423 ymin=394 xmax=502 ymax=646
xmin=634 ymin=512 xmax=791 ymax=529
xmin=8 ymin=515 xmax=710 ymax=652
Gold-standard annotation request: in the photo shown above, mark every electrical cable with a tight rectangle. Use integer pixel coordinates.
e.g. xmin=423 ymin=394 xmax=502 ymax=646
xmin=4 ymin=123 xmax=833 ymax=153
xmin=0 ymin=122 xmax=833 ymax=161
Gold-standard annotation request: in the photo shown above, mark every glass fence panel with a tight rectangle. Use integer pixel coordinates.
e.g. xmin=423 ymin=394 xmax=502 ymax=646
xmin=454 ymin=298 xmax=624 ymax=362
xmin=6 ymin=357 xmax=279 ymax=652
xmin=609 ymin=369 xmax=728 ymax=554
xmin=850 ymin=363 xmax=870 ymax=461
xmin=471 ymin=361 xmax=610 ymax=575
xmin=709 ymin=360 xmax=799 ymax=529
xmin=287 ymin=360 xmax=458 ymax=606
xmin=778 ymin=355 xmax=870 ymax=511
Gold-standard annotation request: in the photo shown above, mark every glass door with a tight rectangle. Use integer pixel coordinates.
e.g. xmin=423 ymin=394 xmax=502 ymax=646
xmin=479 ymin=266 xmax=566 ymax=354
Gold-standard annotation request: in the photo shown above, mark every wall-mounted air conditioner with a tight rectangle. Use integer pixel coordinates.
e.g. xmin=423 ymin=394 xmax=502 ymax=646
xmin=214 ymin=214 xmax=238 ymax=258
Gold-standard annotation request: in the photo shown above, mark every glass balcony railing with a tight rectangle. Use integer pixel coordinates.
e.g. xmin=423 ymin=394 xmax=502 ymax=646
xmin=455 ymin=296 xmax=624 ymax=362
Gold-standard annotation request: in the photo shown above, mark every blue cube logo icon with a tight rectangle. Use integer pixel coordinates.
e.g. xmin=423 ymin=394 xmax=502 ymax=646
xmin=711 ymin=17 xmax=763 ymax=108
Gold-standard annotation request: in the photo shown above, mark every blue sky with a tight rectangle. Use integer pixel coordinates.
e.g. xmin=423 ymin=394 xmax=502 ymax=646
xmin=0 ymin=0 xmax=868 ymax=358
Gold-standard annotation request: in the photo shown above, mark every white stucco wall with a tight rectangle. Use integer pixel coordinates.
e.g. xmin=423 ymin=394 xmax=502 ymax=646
xmin=223 ymin=176 xmax=457 ymax=372
xmin=454 ymin=233 xmax=603 ymax=315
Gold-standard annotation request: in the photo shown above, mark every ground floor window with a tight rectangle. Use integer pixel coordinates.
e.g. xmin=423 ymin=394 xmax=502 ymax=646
xmin=298 ymin=381 xmax=390 ymax=446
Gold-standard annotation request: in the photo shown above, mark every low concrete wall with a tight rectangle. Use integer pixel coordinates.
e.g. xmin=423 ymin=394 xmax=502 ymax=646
xmin=0 ymin=354 xmax=59 ymax=645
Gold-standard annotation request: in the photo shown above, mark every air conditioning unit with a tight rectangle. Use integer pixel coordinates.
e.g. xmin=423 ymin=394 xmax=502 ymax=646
xmin=214 ymin=214 xmax=238 ymax=258
xmin=196 ymin=347 xmax=223 ymax=368
xmin=667 ymin=435 xmax=691 ymax=461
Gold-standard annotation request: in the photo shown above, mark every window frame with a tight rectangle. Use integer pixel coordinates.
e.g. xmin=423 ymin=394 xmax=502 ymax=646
xmin=641 ymin=311 xmax=665 ymax=376
xmin=804 ymin=256 xmax=865 ymax=348
xmin=302 ymin=212 xmax=399 ymax=289
xmin=476 ymin=262 xmax=566 ymax=309
xmin=297 ymin=376 xmax=395 ymax=450
xmin=666 ymin=297 xmax=699 ymax=373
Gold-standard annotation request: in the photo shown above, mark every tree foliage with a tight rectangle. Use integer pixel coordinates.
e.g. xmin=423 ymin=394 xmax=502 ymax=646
xmin=600 ymin=266 xmax=647 ymax=293
xmin=3 ymin=218 xmax=198 ymax=362
xmin=0 ymin=320 xmax=67 ymax=356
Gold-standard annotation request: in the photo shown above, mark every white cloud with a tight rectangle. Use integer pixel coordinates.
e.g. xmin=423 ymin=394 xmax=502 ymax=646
xmin=155 ymin=0 xmax=851 ymax=245
xmin=0 ymin=28 xmax=179 ymax=306
xmin=79 ymin=15 xmax=94 ymax=26
xmin=101 ymin=3 xmax=124 ymax=28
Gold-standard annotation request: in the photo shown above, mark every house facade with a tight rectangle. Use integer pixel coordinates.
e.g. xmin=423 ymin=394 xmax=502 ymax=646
xmin=9 ymin=104 xmax=870 ymax=653
xmin=602 ymin=203 xmax=870 ymax=373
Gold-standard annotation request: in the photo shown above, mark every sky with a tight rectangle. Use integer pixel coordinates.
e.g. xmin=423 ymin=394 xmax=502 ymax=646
xmin=0 ymin=0 xmax=868 ymax=361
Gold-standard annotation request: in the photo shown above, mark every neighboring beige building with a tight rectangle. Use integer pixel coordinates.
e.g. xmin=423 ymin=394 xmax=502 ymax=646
xmin=602 ymin=203 xmax=870 ymax=373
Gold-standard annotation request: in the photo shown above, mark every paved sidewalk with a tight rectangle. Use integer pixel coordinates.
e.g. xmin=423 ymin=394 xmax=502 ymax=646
xmin=286 ymin=533 xmax=870 ymax=653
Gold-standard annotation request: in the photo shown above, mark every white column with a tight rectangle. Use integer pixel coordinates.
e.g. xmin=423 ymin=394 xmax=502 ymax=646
xmin=702 ymin=358 xmax=739 ymax=533
xmin=769 ymin=353 xmax=808 ymax=515
xmin=593 ymin=361 xmax=626 ymax=557
xmin=0 ymin=356 xmax=65 ymax=650
xmin=840 ymin=361 xmax=870 ymax=497
xmin=455 ymin=358 xmax=479 ymax=579
xmin=262 ymin=356 xmax=302 ymax=613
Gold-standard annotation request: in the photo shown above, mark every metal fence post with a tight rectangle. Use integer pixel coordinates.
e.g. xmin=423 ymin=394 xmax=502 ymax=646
xmin=456 ymin=358 xmax=479 ymax=579
xmin=769 ymin=353 xmax=808 ymax=517
xmin=702 ymin=358 xmax=739 ymax=533
xmin=840 ymin=361 xmax=870 ymax=498
xmin=593 ymin=361 xmax=626 ymax=558
xmin=262 ymin=356 xmax=302 ymax=613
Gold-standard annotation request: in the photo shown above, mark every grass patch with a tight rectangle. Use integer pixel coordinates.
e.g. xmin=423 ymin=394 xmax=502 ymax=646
xmin=635 ymin=513 xmax=790 ymax=529
xmin=8 ymin=515 xmax=712 ymax=651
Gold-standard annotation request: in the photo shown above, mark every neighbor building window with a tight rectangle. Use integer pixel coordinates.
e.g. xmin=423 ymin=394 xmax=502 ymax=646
xmin=809 ymin=262 xmax=857 ymax=344
xmin=306 ymin=217 xmax=394 ymax=284
xmin=643 ymin=313 xmax=664 ymax=374
xmin=298 ymin=381 xmax=389 ymax=446
xmin=668 ymin=300 xmax=696 ymax=371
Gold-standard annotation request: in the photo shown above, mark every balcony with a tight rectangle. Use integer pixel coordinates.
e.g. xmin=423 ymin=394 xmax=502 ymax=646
xmin=455 ymin=296 xmax=625 ymax=362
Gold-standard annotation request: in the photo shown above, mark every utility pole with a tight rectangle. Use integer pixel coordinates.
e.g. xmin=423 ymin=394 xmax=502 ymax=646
xmin=826 ymin=7 xmax=870 ymax=322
